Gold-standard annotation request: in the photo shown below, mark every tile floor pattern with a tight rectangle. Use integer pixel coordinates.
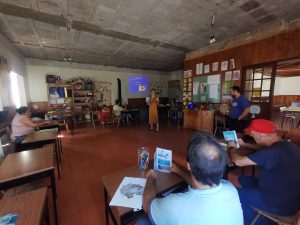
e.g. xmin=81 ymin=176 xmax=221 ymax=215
xmin=47 ymin=121 xmax=299 ymax=225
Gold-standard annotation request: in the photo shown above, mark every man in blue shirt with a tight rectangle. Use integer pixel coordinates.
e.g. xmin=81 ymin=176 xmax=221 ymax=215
xmin=229 ymin=86 xmax=250 ymax=133
xmin=138 ymin=133 xmax=243 ymax=225
xmin=228 ymin=119 xmax=300 ymax=225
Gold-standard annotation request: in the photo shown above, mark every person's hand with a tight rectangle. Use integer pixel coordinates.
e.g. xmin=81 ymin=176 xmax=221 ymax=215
xmin=171 ymin=163 xmax=181 ymax=175
xmin=227 ymin=141 xmax=237 ymax=149
xmin=238 ymin=138 xmax=246 ymax=147
xmin=146 ymin=169 xmax=156 ymax=181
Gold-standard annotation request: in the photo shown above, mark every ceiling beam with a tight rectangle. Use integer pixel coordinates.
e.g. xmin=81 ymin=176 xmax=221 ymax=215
xmin=0 ymin=2 xmax=190 ymax=52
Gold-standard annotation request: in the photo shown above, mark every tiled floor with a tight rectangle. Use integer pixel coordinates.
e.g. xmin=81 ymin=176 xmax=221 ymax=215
xmin=51 ymin=120 xmax=299 ymax=225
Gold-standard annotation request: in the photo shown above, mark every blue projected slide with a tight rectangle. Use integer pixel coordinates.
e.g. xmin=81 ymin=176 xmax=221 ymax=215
xmin=128 ymin=76 xmax=148 ymax=93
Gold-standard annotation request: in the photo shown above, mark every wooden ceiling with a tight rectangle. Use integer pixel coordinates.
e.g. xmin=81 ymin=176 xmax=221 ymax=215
xmin=276 ymin=58 xmax=300 ymax=77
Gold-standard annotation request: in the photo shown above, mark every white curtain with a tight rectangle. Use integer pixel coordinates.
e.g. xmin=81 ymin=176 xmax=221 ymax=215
xmin=0 ymin=56 xmax=13 ymax=108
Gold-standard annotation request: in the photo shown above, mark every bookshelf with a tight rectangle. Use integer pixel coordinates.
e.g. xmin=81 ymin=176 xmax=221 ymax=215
xmin=48 ymin=83 xmax=74 ymax=117
xmin=72 ymin=82 xmax=94 ymax=126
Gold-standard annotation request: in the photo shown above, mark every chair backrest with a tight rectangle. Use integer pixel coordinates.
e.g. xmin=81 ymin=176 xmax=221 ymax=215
xmin=220 ymin=104 xmax=229 ymax=114
xmin=250 ymin=105 xmax=261 ymax=118
xmin=280 ymin=106 xmax=287 ymax=113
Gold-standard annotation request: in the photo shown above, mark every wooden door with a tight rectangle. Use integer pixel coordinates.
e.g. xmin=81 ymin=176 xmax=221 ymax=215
xmin=242 ymin=63 xmax=276 ymax=119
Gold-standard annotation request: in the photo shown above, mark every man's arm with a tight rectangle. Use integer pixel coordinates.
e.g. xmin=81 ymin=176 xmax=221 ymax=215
xmin=238 ymin=139 xmax=263 ymax=151
xmin=238 ymin=108 xmax=250 ymax=121
xmin=143 ymin=170 xmax=156 ymax=214
xmin=171 ymin=163 xmax=192 ymax=185
xmin=228 ymin=142 xmax=257 ymax=167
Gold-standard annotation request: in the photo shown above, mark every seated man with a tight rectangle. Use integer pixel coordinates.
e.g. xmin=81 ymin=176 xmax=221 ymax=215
xmin=139 ymin=132 xmax=243 ymax=225
xmin=113 ymin=100 xmax=124 ymax=117
xmin=113 ymin=100 xmax=132 ymax=122
xmin=228 ymin=119 xmax=300 ymax=225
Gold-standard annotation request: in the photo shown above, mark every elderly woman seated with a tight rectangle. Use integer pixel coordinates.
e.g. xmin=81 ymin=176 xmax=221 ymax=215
xmin=11 ymin=106 xmax=50 ymax=143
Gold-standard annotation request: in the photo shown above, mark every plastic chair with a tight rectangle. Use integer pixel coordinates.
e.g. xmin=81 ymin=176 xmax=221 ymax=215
xmin=280 ymin=107 xmax=296 ymax=128
xmin=251 ymin=207 xmax=299 ymax=225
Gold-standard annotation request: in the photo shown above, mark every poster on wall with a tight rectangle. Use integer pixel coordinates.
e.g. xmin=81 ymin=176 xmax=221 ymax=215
xmin=225 ymin=71 xmax=232 ymax=81
xmin=196 ymin=63 xmax=203 ymax=75
xmin=212 ymin=62 xmax=219 ymax=72
xmin=184 ymin=70 xmax=192 ymax=78
xmin=193 ymin=75 xmax=221 ymax=103
xmin=223 ymin=81 xmax=234 ymax=100
xmin=221 ymin=61 xmax=228 ymax=71
xmin=149 ymin=81 xmax=167 ymax=96
xmin=204 ymin=64 xmax=210 ymax=74
xmin=94 ymin=82 xmax=112 ymax=106
xmin=232 ymin=70 xmax=241 ymax=80
xmin=229 ymin=58 xmax=235 ymax=69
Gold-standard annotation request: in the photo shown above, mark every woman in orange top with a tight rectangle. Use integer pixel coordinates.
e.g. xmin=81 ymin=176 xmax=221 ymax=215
xmin=149 ymin=89 xmax=159 ymax=131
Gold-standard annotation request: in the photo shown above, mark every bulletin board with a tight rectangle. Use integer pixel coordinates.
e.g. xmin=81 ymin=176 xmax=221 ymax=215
xmin=94 ymin=81 xmax=112 ymax=106
xmin=192 ymin=74 xmax=221 ymax=103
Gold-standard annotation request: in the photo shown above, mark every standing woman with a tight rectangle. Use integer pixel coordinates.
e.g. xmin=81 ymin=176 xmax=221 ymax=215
xmin=149 ymin=89 xmax=159 ymax=131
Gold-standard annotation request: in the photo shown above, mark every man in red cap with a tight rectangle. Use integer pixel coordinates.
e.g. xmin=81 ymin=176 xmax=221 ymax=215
xmin=228 ymin=119 xmax=300 ymax=225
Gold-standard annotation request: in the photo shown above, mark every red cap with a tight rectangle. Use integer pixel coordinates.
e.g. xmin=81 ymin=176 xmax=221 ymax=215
xmin=244 ymin=119 xmax=276 ymax=134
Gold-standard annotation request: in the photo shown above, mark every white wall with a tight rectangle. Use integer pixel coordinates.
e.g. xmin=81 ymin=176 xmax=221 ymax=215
xmin=274 ymin=76 xmax=300 ymax=95
xmin=26 ymin=59 xmax=178 ymax=104
xmin=0 ymin=34 xmax=28 ymax=110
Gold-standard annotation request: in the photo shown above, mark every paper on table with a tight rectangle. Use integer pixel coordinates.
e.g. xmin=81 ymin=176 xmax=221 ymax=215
xmin=109 ymin=177 xmax=146 ymax=210
xmin=209 ymin=84 xmax=219 ymax=99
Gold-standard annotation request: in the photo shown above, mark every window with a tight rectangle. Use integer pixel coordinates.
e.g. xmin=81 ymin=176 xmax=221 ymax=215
xmin=244 ymin=67 xmax=272 ymax=102
xmin=9 ymin=71 xmax=27 ymax=108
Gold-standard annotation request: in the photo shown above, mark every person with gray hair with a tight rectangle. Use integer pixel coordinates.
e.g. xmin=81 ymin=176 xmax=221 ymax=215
xmin=137 ymin=132 xmax=243 ymax=225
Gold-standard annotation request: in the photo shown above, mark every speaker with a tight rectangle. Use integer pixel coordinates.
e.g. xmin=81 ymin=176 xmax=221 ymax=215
xmin=117 ymin=78 xmax=122 ymax=105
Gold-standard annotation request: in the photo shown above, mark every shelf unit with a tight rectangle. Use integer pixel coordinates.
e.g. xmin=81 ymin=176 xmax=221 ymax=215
xmin=47 ymin=83 xmax=74 ymax=118
xmin=72 ymin=83 xmax=94 ymax=126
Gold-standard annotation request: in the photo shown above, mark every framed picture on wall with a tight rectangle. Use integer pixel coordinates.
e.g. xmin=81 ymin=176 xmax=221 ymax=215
xmin=212 ymin=62 xmax=219 ymax=72
xmin=221 ymin=61 xmax=228 ymax=71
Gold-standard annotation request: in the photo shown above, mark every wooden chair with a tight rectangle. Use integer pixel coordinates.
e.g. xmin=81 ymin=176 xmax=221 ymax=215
xmin=213 ymin=104 xmax=230 ymax=136
xmin=251 ymin=208 xmax=299 ymax=225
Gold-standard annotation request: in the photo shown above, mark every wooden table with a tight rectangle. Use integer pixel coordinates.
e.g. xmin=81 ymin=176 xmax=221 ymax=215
xmin=102 ymin=165 xmax=185 ymax=225
xmin=0 ymin=146 xmax=59 ymax=225
xmin=280 ymin=106 xmax=300 ymax=128
xmin=0 ymin=187 xmax=49 ymax=225
xmin=121 ymin=109 xmax=140 ymax=127
xmin=37 ymin=122 xmax=63 ymax=152
xmin=21 ymin=130 xmax=61 ymax=178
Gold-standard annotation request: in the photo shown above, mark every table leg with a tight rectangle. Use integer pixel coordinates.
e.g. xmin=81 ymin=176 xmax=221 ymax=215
xmin=45 ymin=197 xmax=50 ymax=225
xmin=280 ymin=112 xmax=285 ymax=128
xmin=104 ymin=187 xmax=118 ymax=225
xmin=50 ymin=169 xmax=59 ymax=225
xmin=58 ymin=127 xmax=63 ymax=153
xmin=55 ymin=140 xmax=61 ymax=179
xmin=104 ymin=188 xmax=109 ymax=225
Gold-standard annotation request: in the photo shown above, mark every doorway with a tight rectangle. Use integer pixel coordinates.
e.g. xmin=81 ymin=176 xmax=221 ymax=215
xmin=242 ymin=63 xmax=276 ymax=119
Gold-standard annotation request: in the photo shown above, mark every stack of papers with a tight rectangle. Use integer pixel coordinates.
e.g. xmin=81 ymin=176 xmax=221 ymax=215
xmin=109 ymin=177 xmax=146 ymax=210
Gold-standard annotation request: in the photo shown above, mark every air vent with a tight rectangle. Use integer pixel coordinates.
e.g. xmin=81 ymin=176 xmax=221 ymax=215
xmin=249 ymin=8 xmax=268 ymax=19
xmin=240 ymin=0 xmax=260 ymax=12
xmin=257 ymin=15 xmax=277 ymax=24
